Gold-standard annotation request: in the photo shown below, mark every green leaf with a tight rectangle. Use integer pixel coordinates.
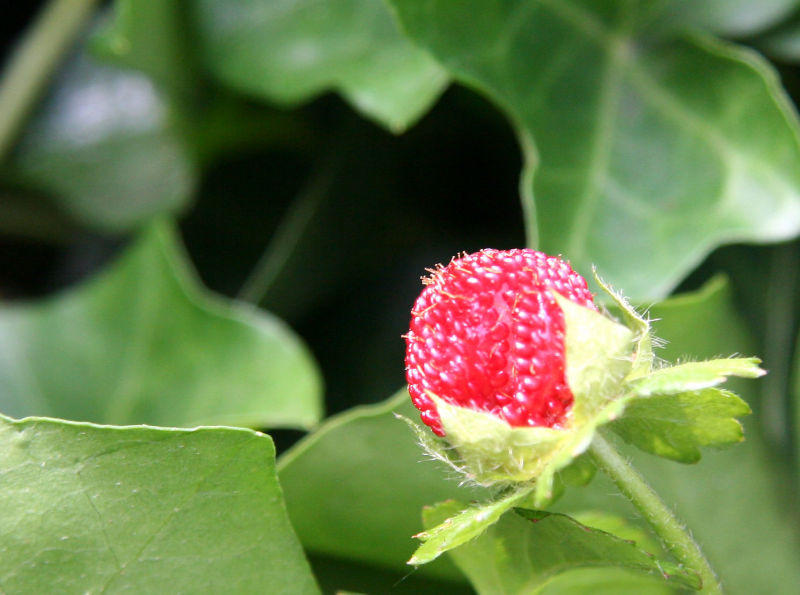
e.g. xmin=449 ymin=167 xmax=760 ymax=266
xmin=629 ymin=358 xmax=765 ymax=397
xmin=754 ymin=10 xmax=800 ymax=62
xmin=422 ymin=502 xmax=700 ymax=594
xmin=0 ymin=219 xmax=322 ymax=429
xmin=278 ymin=390 xmax=486 ymax=582
xmin=410 ymin=489 xmax=533 ymax=565
xmin=10 ymin=40 xmax=196 ymax=231
xmin=665 ymin=0 xmax=799 ymax=37
xmin=610 ymin=388 xmax=751 ymax=463
xmin=0 ymin=413 xmax=319 ymax=594
xmin=92 ymin=0 xmax=197 ymax=100
xmin=190 ymin=0 xmax=448 ymax=133
xmin=389 ymin=0 xmax=800 ymax=299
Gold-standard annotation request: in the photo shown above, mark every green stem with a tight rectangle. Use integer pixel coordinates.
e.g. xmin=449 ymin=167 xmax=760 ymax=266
xmin=588 ymin=431 xmax=723 ymax=594
xmin=237 ymin=154 xmax=336 ymax=305
xmin=0 ymin=0 xmax=101 ymax=162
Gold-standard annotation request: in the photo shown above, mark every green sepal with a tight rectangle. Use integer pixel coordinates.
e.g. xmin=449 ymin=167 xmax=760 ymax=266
xmin=610 ymin=388 xmax=752 ymax=463
xmin=558 ymin=452 xmax=597 ymax=487
xmin=594 ymin=270 xmax=654 ymax=379
xmin=427 ymin=294 xmax=635 ymax=505
xmin=409 ymin=488 xmax=533 ymax=565
xmin=628 ymin=358 xmax=765 ymax=397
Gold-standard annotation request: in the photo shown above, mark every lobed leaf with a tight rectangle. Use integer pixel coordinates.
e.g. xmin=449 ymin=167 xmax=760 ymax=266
xmin=0 ymin=220 xmax=322 ymax=429
xmin=422 ymin=502 xmax=700 ymax=593
xmin=389 ymin=0 xmax=800 ymax=300
xmin=0 ymin=414 xmax=319 ymax=594
xmin=610 ymin=388 xmax=751 ymax=463
xmin=190 ymin=0 xmax=448 ymax=133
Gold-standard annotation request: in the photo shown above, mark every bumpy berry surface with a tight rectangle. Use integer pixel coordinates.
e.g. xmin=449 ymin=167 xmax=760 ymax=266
xmin=405 ymin=249 xmax=595 ymax=436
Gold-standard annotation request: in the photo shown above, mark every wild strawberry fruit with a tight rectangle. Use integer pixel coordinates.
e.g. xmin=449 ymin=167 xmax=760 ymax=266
xmin=405 ymin=249 xmax=596 ymax=437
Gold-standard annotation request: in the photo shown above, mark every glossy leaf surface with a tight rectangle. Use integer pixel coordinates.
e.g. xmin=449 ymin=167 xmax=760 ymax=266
xmin=190 ymin=0 xmax=448 ymax=132
xmin=0 ymin=221 xmax=322 ymax=429
xmin=0 ymin=414 xmax=319 ymax=594
xmin=389 ymin=0 xmax=800 ymax=299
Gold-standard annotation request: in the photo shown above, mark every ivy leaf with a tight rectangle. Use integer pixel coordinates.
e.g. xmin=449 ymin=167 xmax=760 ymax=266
xmin=610 ymin=388 xmax=751 ymax=463
xmin=10 ymin=38 xmax=196 ymax=231
xmin=389 ymin=0 xmax=800 ymax=299
xmin=0 ymin=414 xmax=319 ymax=594
xmin=422 ymin=501 xmax=700 ymax=593
xmin=629 ymin=358 xmax=765 ymax=397
xmin=91 ymin=0 xmax=197 ymax=101
xmin=190 ymin=0 xmax=448 ymax=133
xmin=0 ymin=219 xmax=322 ymax=429
xmin=664 ymin=0 xmax=799 ymax=37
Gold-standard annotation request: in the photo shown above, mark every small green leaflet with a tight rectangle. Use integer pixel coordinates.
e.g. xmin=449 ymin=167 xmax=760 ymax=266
xmin=421 ymin=501 xmax=700 ymax=593
xmin=610 ymin=388 xmax=751 ymax=463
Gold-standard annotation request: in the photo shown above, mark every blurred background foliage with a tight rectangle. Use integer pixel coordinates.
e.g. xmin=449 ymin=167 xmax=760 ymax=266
xmin=1 ymin=0 xmax=800 ymax=593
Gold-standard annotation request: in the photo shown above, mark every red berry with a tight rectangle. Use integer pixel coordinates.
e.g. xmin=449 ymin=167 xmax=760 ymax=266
xmin=405 ymin=249 xmax=595 ymax=436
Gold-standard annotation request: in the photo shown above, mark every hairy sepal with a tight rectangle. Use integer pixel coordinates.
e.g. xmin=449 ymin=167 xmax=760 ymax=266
xmin=428 ymin=298 xmax=635 ymax=504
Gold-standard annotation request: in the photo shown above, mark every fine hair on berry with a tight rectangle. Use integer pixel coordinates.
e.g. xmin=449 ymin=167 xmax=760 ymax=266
xmin=405 ymin=249 xmax=595 ymax=436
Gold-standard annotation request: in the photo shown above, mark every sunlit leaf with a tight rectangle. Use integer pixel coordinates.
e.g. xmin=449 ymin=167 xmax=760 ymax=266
xmin=610 ymin=388 xmax=751 ymax=462
xmin=0 ymin=414 xmax=319 ymax=594
xmin=629 ymin=358 xmax=765 ymax=396
xmin=190 ymin=0 xmax=448 ymax=133
xmin=0 ymin=220 xmax=322 ymax=429
xmin=389 ymin=0 xmax=800 ymax=299
xmin=409 ymin=489 xmax=533 ymax=565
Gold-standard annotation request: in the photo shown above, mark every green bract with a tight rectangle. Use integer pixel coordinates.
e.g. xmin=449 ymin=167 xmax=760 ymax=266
xmin=407 ymin=276 xmax=764 ymax=565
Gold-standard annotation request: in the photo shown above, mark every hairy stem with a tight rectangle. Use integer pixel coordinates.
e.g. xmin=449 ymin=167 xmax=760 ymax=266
xmin=0 ymin=0 xmax=101 ymax=162
xmin=589 ymin=431 xmax=723 ymax=593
